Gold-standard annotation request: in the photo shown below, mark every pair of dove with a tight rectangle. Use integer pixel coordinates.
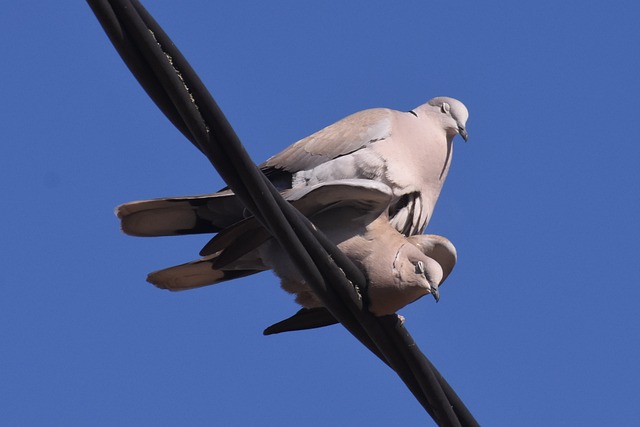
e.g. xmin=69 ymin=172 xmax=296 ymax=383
xmin=117 ymin=96 xmax=469 ymax=332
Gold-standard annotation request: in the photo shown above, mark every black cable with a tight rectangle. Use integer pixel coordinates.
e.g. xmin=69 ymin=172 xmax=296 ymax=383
xmin=86 ymin=1 xmax=479 ymax=425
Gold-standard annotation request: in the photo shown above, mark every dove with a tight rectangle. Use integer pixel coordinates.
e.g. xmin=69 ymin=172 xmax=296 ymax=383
xmin=116 ymin=97 xmax=468 ymax=242
xmin=263 ymin=232 xmax=457 ymax=334
xmin=136 ymin=180 xmax=457 ymax=317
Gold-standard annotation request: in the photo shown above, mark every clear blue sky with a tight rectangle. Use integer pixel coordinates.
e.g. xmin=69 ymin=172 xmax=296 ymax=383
xmin=1 ymin=1 xmax=638 ymax=425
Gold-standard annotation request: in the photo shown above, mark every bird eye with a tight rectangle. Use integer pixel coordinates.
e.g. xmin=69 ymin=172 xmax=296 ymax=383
xmin=414 ymin=260 xmax=425 ymax=274
xmin=441 ymin=103 xmax=451 ymax=114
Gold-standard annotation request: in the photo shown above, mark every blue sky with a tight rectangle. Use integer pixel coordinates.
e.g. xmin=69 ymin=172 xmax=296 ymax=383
xmin=1 ymin=1 xmax=639 ymax=425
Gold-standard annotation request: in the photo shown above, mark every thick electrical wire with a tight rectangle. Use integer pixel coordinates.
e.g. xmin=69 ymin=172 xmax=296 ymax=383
xmin=86 ymin=2 xmax=479 ymax=425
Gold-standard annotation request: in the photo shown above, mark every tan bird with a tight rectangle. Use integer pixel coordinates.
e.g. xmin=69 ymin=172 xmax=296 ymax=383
xmin=116 ymin=97 xmax=468 ymax=243
xmin=129 ymin=180 xmax=457 ymax=319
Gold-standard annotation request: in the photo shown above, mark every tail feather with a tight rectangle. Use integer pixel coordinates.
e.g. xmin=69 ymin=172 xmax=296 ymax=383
xmin=115 ymin=191 xmax=244 ymax=237
xmin=263 ymin=308 xmax=338 ymax=335
xmin=147 ymin=255 xmax=265 ymax=291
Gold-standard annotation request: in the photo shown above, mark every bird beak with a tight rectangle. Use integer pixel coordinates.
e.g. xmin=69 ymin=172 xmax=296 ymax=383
xmin=458 ymin=127 xmax=468 ymax=142
xmin=415 ymin=261 xmax=440 ymax=302
xmin=430 ymin=284 xmax=440 ymax=302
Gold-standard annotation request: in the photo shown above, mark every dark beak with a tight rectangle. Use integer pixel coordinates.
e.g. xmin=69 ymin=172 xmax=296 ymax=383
xmin=458 ymin=127 xmax=468 ymax=142
xmin=430 ymin=284 xmax=440 ymax=302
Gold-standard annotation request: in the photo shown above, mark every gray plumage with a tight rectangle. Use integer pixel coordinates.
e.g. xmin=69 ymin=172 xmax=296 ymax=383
xmin=116 ymin=97 xmax=468 ymax=239
xmin=139 ymin=180 xmax=457 ymax=316
xmin=116 ymin=97 xmax=468 ymax=318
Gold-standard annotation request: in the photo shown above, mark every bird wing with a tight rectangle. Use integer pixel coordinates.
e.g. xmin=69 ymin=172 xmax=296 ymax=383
xmin=147 ymin=180 xmax=393 ymax=291
xmin=115 ymin=107 xmax=393 ymax=238
xmin=261 ymin=108 xmax=393 ymax=173
xmin=200 ymin=179 xmax=393 ymax=260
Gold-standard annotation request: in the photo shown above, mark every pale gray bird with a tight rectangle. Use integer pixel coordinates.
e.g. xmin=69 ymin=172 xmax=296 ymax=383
xmin=116 ymin=97 xmax=469 ymax=243
xmin=132 ymin=180 xmax=457 ymax=318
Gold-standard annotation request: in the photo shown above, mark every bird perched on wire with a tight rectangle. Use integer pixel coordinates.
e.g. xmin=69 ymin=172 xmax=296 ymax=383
xmin=116 ymin=96 xmax=469 ymax=243
xmin=116 ymin=97 xmax=468 ymax=330
xmin=119 ymin=180 xmax=457 ymax=324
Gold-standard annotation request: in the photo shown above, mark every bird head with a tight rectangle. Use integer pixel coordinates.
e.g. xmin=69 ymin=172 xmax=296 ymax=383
xmin=427 ymin=97 xmax=469 ymax=142
xmin=407 ymin=234 xmax=457 ymax=282
xmin=401 ymin=244 xmax=445 ymax=303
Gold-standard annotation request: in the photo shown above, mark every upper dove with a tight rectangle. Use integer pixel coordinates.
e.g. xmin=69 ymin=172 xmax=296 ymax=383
xmin=117 ymin=96 xmax=469 ymax=242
